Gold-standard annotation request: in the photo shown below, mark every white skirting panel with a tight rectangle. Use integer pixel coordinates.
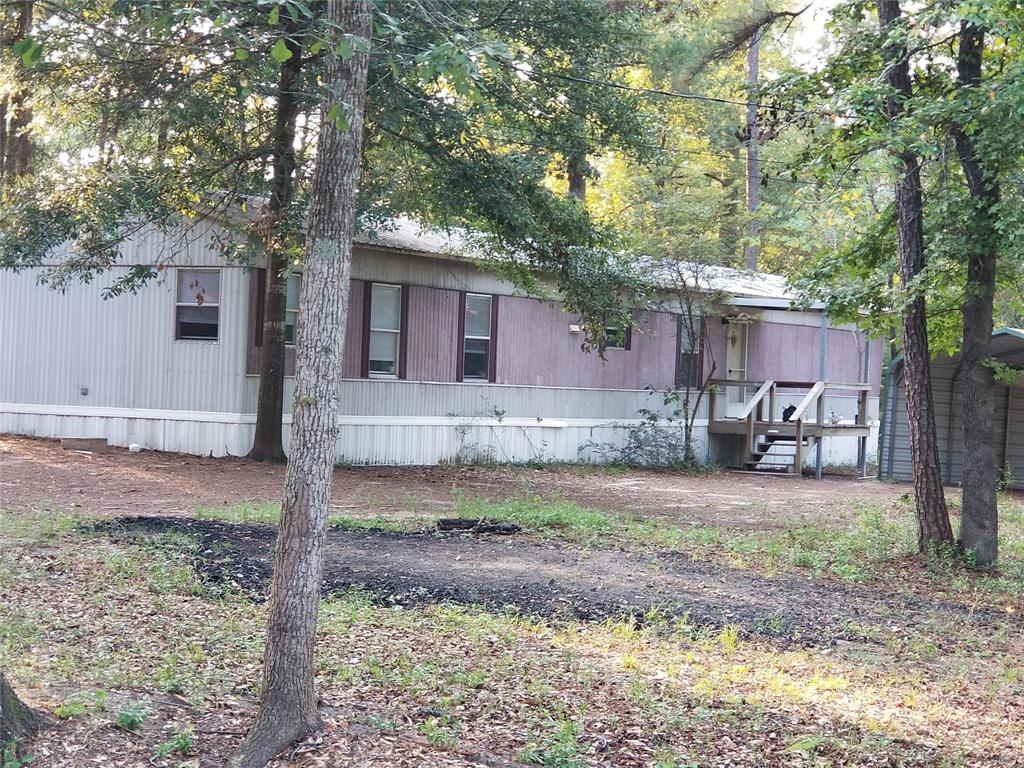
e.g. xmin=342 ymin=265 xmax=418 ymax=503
xmin=0 ymin=403 xmax=710 ymax=465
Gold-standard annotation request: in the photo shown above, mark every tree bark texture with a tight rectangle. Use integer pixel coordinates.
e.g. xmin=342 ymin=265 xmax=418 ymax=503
xmin=743 ymin=0 xmax=761 ymax=270
xmin=953 ymin=21 xmax=999 ymax=566
xmin=230 ymin=2 xmax=371 ymax=766
xmin=1 ymin=672 xmax=39 ymax=755
xmin=247 ymin=27 xmax=305 ymax=463
xmin=567 ymin=153 xmax=587 ymax=203
xmin=878 ymin=0 xmax=954 ymax=549
xmin=0 ymin=1 xmax=34 ymax=182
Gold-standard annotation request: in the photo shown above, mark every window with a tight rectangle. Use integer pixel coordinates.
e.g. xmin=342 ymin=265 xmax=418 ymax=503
xmin=368 ymin=283 xmax=402 ymax=376
xmin=462 ymin=293 xmax=493 ymax=381
xmin=604 ymin=326 xmax=629 ymax=350
xmin=677 ymin=316 xmax=701 ymax=388
xmin=175 ymin=268 xmax=220 ymax=340
xmin=284 ymin=273 xmax=301 ymax=345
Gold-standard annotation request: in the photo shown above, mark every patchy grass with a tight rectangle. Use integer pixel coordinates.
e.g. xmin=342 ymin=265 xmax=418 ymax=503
xmin=3 ymin=503 xmax=1022 ymax=767
xmin=443 ymin=492 xmax=1024 ymax=602
xmin=182 ymin=490 xmax=1024 ymax=604
xmin=193 ymin=502 xmax=281 ymax=525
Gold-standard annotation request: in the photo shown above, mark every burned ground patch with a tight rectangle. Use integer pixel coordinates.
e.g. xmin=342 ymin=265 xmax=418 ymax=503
xmin=99 ymin=515 xmax=1017 ymax=647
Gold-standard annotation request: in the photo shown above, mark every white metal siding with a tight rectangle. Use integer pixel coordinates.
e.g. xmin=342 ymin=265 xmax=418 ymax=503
xmin=0 ymin=263 xmax=250 ymax=414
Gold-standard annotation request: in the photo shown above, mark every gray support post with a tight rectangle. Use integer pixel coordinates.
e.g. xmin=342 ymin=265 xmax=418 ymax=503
xmin=858 ymin=337 xmax=871 ymax=478
xmin=815 ymin=311 xmax=827 ymax=479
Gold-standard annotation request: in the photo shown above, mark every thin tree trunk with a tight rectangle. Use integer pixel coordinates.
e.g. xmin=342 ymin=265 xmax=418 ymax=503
xmin=229 ymin=2 xmax=371 ymax=766
xmin=879 ymin=0 xmax=954 ymax=549
xmin=743 ymin=0 xmax=761 ymax=270
xmin=722 ymin=143 xmax=742 ymax=260
xmin=248 ymin=29 xmax=305 ymax=463
xmin=567 ymin=153 xmax=587 ymax=203
xmin=953 ymin=21 xmax=999 ymax=566
xmin=1 ymin=672 xmax=40 ymax=754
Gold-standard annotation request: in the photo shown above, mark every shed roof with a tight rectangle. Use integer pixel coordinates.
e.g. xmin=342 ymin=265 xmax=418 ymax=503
xmin=355 ymin=217 xmax=802 ymax=305
xmin=990 ymin=328 xmax=1024 ymax=367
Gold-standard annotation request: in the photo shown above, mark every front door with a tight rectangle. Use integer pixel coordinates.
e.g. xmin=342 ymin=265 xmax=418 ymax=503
xmin=725 ymin=321 xmax=749 ymax=418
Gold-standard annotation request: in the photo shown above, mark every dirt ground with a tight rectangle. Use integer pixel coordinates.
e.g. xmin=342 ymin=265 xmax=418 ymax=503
xmin=0 ymin=435 xmax=905 ymax=529
xmin=5 ymin=435 xmax=1023 ymax=768
xmin=106 ymin=515 xmax=1017 ymax=648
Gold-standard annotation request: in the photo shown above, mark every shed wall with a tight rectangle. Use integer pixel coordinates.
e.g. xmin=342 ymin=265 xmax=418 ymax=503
xmin=881 ymin=358 xmax=1023 ymax=487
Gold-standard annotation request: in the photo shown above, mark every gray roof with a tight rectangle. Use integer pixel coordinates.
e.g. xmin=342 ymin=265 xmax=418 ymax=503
xmin=990 ymin=328 xmax=1024 ymax=367
xmin=355 ymin=216 xmax=800 ymax=305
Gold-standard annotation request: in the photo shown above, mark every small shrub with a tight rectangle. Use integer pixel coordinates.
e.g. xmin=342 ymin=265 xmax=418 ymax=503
xmin=154 ymin=726 xmax=194 ymax=758
xmin=115 ymin=701 xmax=150 ymax=732
xmin=1 ymin=743 xmax=33 ymax=768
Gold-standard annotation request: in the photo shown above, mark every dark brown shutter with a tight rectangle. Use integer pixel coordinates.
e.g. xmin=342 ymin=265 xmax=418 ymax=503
xmin=360 ymin=280 xmax=372 ymax=378
xmin=254 ymin=268 xmax=267 ymax=347
xmin=456 ymin=291 xmax=467 ymax=381
xmin=398 ymin=285 xmax=409 ymax=379
xmin=624 ymin=323 xmax=633 ymax=351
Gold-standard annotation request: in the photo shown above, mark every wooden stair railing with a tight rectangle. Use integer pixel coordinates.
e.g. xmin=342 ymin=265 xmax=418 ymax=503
xmin=740 ymin=380 xmax=776 ymax=457
xmin=789 ymin=381 xmax=826 ymax=472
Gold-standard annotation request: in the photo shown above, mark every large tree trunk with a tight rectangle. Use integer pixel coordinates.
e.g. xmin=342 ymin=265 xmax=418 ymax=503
xmin=743 ymin=0 xmax=761 ymax=270
xmin=1 ymin=672 xmax=39 ymax=755
xmin=0 ymin=1 xmax=34 ymax=183
xmin=247 ymin=28 xmax=305 ymax=463
xmin=229 ymin=2 xmax=371 ymax=766
xmin=878 ymin=0 xmax=954 ymax=549
xmin=953 ymin=21 xmax=999 ymax=566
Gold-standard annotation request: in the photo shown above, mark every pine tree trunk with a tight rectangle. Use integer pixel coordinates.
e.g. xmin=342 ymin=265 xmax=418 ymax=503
xmin=229 ymin=2 xmax=371 ymax=766
xmin=247 ymin=29 xmax=305 ymax=463
xmin=1 ymin=672 xmax=39 ymax=754
xmin=743 ymin=0 xmax=761 ymax=270
xmin=878 ymin=0 xmax=954 ymax=550
xmin=1 ymin=1 xmax=34 ymax=181
xmin=953 ymin=21 xmax=999 ymax=566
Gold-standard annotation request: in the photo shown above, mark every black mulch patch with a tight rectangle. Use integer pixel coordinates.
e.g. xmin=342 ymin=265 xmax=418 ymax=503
xmin=94 ymin=516 xmax=1020 ymax=648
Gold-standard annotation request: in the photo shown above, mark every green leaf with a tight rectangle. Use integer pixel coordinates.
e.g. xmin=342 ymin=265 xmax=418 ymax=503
xmin=326 ymin=103 xmax=349 ymax=131
xmin=271 ymin=38 xmax=293 ymax=63
xmin=310 ymin=39 xmax=325 ymax=55
xmin=12 ymin=37 xmax=42 ymax=67
xmin=234 ymin=47 xmax=249 ymax=61
xmin=268 ymin=5 xmax=280 ymax=25
xmin=337 ymin=35 xmax=353 ymax=60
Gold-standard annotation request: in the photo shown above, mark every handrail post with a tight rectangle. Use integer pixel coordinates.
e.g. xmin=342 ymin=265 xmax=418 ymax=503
xmin=746 ymin=413 xmax=754 ymax=456
xmin=793 ymin=418 xmax=803 ymax=474
xmin=769 ymin=383 xmax=776 ymax=424
xmin=709 ymin=386 xmax=717 ymax=421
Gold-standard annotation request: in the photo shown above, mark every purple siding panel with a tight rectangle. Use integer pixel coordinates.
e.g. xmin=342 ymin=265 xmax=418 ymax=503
xmin=341 ymin=279 xmax=365 ymax=379
xmin=494 ymin=296 xmax=677 ymax=389
xmin=746 ymin=322 xmax=875 ymax=390
xmin=405 ymin=285 xmax=460 ymax=382
xmin=703 ymin=319 xmax=728 ymax=382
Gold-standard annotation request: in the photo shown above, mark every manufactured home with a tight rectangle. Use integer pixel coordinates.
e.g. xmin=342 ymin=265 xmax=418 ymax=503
xmin=0 ymin=219 xmax=881 ymax=468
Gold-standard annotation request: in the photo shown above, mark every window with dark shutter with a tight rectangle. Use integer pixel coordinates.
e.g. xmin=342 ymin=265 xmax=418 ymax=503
xmin=462 ymin=293 xmax=493 ymax=381
xmin=367 ymin=283 xmax=402 ymax=377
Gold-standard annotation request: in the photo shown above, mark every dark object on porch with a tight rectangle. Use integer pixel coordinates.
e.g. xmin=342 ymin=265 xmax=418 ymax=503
xmin=437 ymin=518 xmax=521 ymax=535
xmin=782 ymin=404 xmax=797 ymax=423
xmin=1 ymin=672 xmax=42 ymax=755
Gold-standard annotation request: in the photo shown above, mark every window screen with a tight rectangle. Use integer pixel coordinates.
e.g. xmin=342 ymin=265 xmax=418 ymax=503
xmin=175 ymin=269 xmax=220 ymax=340
xmin=463 ymin=294 xmax=492 ymax=381
xmin=368 ymin=283 xmax=401 ymax=376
